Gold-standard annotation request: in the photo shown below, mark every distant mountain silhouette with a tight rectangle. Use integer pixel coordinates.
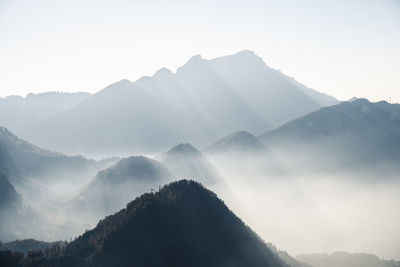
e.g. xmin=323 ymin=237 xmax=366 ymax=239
xmin=209 ymin=50 xmax=338 ymax=127
xmin=41 ymin=180 xmax=288 ymax=267
xmin=158 ymin=143 xmax=221 ymax=185
xmin=71 ymin=156 xmax=172 ymax=219
xmin=0 ymin=92 xmax=90 ymax=137
xmin=296 ymin=251 xmax=400 ymax=267
xmin=260 ymin=99 xmax=400 ymax=173
xmin=0 ymin=127 xmax=100 ymax=180
xmin=13 ymin=51 xmax=336 ymax=155
xmin=175 ymin=54 xmax=269 ymax=135
xmin=95 ymin=156 xmax=170 ymax=184
xmin=24 ymin=79 xmax=214 ymax=156
xmin=206 ymin=130 xmax=266 ymax=155
xmin=266 ymin=243 xmax=312 ymax=267
xmin=0 ymin=127 xmax=117 ymax=241
xmin=0 ymin=239 xmax=63 ymax=255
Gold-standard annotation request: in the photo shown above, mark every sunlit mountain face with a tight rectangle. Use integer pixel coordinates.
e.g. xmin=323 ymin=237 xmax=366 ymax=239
xmin=0 ymin=51 xmax=399 ymax=267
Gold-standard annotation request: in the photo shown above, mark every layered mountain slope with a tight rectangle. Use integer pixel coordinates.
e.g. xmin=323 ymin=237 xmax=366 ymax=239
xmin=17 ymin=51 xmax=336 ymax=155
xmin=25 ymin=80 xmax=214 ymax=155
xmin=72 ymin=156 xmax=172 ymax=219
xmin=206 ymin=130 xmax=266 ymax=155
xmin=0 ymin=174 xmax=22 ymax=241
xmin=0 ymin=174 xmax=20 ymax=212
xmin=204 ymin=131 xmax=283 ymax=179
xmin=209 ymin=50 xmax=338 ymax=127
xmin=0 ymin=92 xmax=90 ymax=136
xmin=0 ymin=127 xmax=94 ymax=179
xmin=0 ymin=239 xmax=63 ymax=255
xmin=54 ymin=180 xmax=287 ymax=267
xmin=175 ymin=54 xmax=269 ymax=135
xmin=260 ymin=99 xmax=400 ymax=173
xmin=158 ymin=143 xmax=221 ymax=185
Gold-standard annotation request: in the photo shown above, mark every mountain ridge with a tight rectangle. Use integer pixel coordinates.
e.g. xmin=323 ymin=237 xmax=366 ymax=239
xmin=45 ymin=180 xmax=289 ymax=267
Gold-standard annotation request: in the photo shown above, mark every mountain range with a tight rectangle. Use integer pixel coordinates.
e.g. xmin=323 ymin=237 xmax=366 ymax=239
xmin=0 ymin=92 xmax=90 ymax=136
xmin=1 ymin=51 xmax=338 ymax=156
xmin=260 ymin=98 xmax=400 ymax=175
xmin=205 ymin=99 xmax=400 ymax=177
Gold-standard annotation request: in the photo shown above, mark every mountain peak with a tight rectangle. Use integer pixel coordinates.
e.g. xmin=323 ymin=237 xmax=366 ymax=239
xmin=96 ymin=155 xmax=170 ymax=184
xmin=351 ymin=98 xmax=370 ymax=104
xmin=154 ymin=67 xmax=174 ymax=77
xmin=234 ymin=49 xmax=256 ymax=57
xmin=115 ymin=79 xmax=132 ymax=85
xmin=57 ymin=180 xmax=286 ymax=267
xmin=180 ymin=54 xmax=204 ymax=68
xmin=206 ymin=130 xmax=266 ymax=154
xmin=167 ymin=143 xmax=201 ymax=156
xmin=211 ymin=50 xmax=265 ymax=66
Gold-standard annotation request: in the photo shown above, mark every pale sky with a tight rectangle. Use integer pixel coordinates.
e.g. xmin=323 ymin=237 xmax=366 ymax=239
xmin=0 ymin=0 xmax=399 ymax=102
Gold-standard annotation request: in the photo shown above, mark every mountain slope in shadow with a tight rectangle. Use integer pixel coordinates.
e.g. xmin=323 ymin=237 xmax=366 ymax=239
xmin=259 ymin=99 xmax=400 ymax=175
xmin=50 ymin=180 xmax=288 ymax=267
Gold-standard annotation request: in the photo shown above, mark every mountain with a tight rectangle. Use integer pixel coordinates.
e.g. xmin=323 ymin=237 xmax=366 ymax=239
xmin=24 ymin=79 xmax=214 ymax=156
xmin=0 ymin=92 xmax=90 ymax=136
xmin=206 ymin=130 xmax=266 ymax=155
xmin=267 ymin=244 xmax=312 ymax=267
xmin=15 ymin=51 xmax=336 ymax=156
xmin=158 ymin=143 xmax=221 ymax=185
xmin=0 ymin=174 xmax=22 ymax=240
xmin=175 ymin=54 xmax=270 ymax=135
xmin=37 ymin=180 xmax=288 ymax=267
xmin=0 ymin=239 xmax=63 ymax=255
xmin=0 ymin=174 xmax=20 ymax=211
xmin=0 ymin=127 xmax=118 ymax=242
xmin=259 ymin=99 xmax=400 ymax=174
xmin=209 ymin=50 xmax=338 ymax=128
xmin=71 ymin=156 xmax=172 ymax=219
xmin=296 ymin=251 xmax=400 ymax=267
xmin=0 ymin=126 xmax=101 ymax=180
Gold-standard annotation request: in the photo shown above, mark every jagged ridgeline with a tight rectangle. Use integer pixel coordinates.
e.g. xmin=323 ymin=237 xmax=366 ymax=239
xmin=2 ymin=180 xmax=288 ymax=267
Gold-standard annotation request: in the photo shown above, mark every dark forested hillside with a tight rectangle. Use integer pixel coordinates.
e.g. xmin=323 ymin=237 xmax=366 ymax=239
xmin=22 ymin=180 xmax=288 ymax=267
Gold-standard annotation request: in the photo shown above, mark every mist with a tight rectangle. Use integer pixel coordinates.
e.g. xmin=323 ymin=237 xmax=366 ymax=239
xmin=0 ymin=51 xmax=399 ymax=266
xmin=1 ymin=142 xmax=398 ymax=261
xmin=207 ymin=152 xmax=400 ymax=260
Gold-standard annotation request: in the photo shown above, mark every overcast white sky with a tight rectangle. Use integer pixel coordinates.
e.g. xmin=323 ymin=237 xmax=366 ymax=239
xmin=0 ymin=0 xmax=399 ymax=102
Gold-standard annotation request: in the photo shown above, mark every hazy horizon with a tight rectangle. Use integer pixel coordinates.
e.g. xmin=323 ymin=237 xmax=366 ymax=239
xmin=1 ymin=1 xmax=399 ymax=266
xmin=0 ymin=0 xmax=399 ymax=102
